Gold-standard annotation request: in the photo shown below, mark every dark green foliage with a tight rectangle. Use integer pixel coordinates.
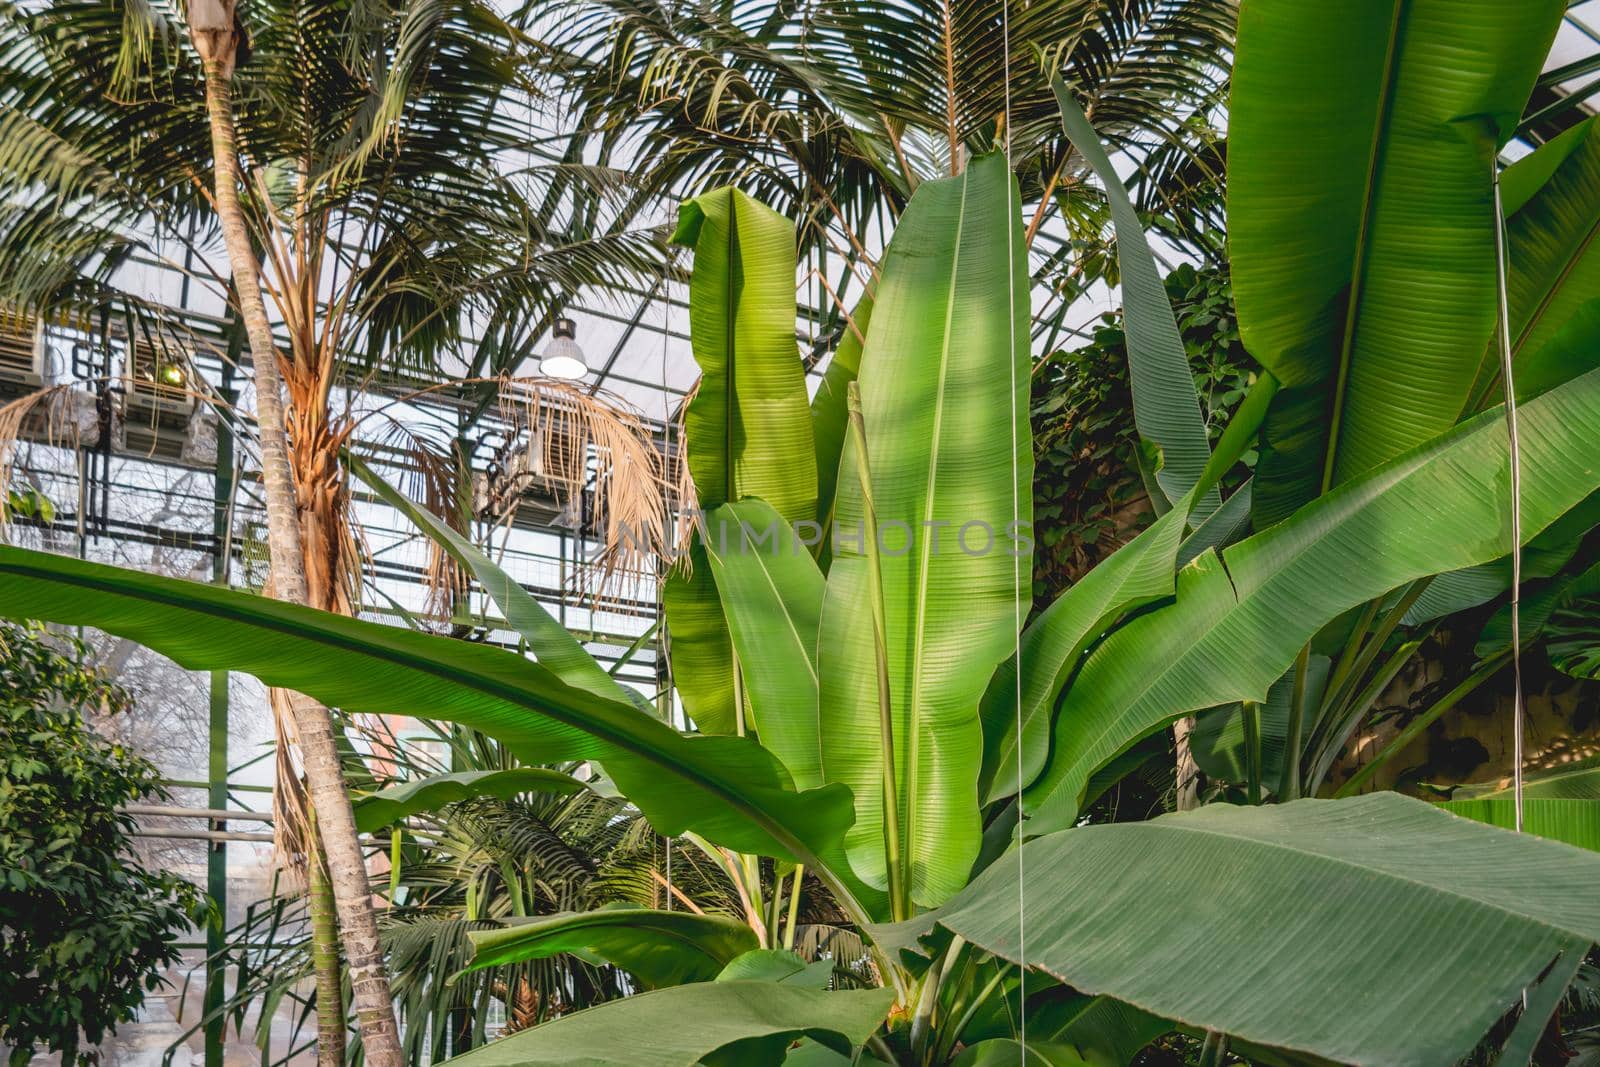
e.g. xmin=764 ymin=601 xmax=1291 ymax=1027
xmin=0 ymin=622 xmax=205 ymax=1066
xmin=1030 ymin=264 xmax=1255 ymax=608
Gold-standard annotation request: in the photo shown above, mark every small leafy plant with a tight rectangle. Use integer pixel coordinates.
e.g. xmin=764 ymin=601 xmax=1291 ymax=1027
xmin=0 ymin=622 xmax=206 ymax=1066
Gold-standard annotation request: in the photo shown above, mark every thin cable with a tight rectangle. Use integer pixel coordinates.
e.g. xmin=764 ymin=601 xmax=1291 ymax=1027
xmin=661 ymin=261 xmax=678 ymax=906
xmin=1491 ymin=167 xmax=1525 ymax=832
xmin=1001 ymin=0 xmax=1026 ymax=1042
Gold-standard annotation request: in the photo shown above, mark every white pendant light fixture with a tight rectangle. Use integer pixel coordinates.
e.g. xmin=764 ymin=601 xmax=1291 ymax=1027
xmin=538 ymin=317 xmax=589 ymax=381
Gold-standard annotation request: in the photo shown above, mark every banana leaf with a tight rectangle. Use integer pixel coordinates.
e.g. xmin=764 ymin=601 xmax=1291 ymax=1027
xmin=818 ymin=151 xmax=1031 ymax=907
xmin=882 ymin=793 xmax=1600 ymax=1067
xmin=978 ymin=502 xmax=1188 ymax=803
xmin=1406 ymin=302 xmax=1600 ymax=627
xmin=951 ymin=1041 xmax=1089 ymax=1066
xmin=701 ymin=498 xmax=825 ymax=789
xmin=1230 ymin=0 xmax=1564 ymax=524
xmin=1054 ymin=79 xmax=1216 ymax=522
xmin=673 ymin=186 xmax=816 ymax=520
xmin=0 ymin=549 xmax=855 ymax=870
xmin=1438 ymin=798 xmax=1600 ymax=852
xmin=440 ymin=982 xmax=895 ymax=1067
xmin=716 ymin=949 xmax=834 ymax=987
xmin=1466 ymin=115 xmax=1600 ymax=407
xmin=1440 ymin=758 xmax=1600 ymax=851
xmin=353 ymin=768 xmax=585 ymax=833
xmin=812 ymin=290 xmax=876 ymax=556
xmin=461 ymin=906 xmax=758 ymax=989
xmin=662 ymin=544 xmax=738 ymax=734
xmin=980 ymin=373 xmax=1274 ymax=805
xmin=1025 ymin=365 xmax=1600 ymax=831
xmin=667 ymin=186 xmax=816 ymax=734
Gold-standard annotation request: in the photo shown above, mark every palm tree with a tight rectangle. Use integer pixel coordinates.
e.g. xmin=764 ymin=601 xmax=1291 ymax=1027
xmin=527 ymin=0 xmax=1235 ymax=343
xmin=183 ymin=4 xmax=394 ymax=1059
xmin=0 ymin=0 xmax=665 ymax=1060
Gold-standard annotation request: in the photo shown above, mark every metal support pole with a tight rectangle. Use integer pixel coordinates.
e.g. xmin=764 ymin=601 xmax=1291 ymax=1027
xmin=204 ymin=354 xmax=238 ymax=1067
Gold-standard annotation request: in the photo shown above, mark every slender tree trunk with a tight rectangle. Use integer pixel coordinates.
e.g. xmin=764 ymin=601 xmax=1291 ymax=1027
xmin=194 ymin=47 xmax=405 ymax=1066
xmin=307 ymin=835 xmax=346 ymax=1065
xmin=1173 ymin=717 xmax=1201 ymax=811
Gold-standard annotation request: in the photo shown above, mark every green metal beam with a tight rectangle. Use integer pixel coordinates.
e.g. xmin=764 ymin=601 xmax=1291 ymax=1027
xmin=203 ymin=351 xmax=239 ymax=1067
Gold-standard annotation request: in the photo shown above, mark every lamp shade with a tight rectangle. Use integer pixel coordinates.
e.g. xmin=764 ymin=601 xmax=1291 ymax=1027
xmin=538 ymin=317 xmax=588 ymax=380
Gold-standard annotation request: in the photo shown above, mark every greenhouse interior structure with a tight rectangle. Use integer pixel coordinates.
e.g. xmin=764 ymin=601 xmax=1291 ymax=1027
xmin=5 ymin=0 xmax=1600 ymax=1064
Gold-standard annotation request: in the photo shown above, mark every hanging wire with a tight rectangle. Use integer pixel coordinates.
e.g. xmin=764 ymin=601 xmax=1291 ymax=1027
xmin=660 ymin=259 xmax=677 ymax=907
xmin=1001 ymin=0 xmax=1027 ymax=1042
xmin=1491 ymin=165 xmax=1525 ymax=832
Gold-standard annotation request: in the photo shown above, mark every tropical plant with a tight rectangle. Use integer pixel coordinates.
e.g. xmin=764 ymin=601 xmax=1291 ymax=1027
xmin=0 ymin=621 xmax=207 ymax=1067
xmin=185 ymin=735 xmax=741 ymax=1062
xmin=0 ymin=0 xmax=669 ymax=1058
xmin=5 ymin=1 xmax=1600 ymax=1065
xmin=1187 ymin=0 xmax=1600 ymax=808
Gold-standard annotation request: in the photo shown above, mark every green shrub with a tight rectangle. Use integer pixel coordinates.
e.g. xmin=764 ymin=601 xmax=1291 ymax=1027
xmin=1030 ymin=264 xmax=1256 ymax=607
xmin=0 ymin=622 xmax=206 ymax=1066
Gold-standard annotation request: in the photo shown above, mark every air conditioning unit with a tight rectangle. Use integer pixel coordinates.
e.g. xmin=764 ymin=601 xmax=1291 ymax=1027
xmin=117 ymin=338 xmax=196 ymax=461
xmin=0 ymin=317 xmax=44 ymax=401
xmin=473 ymin=416 xmax=590 ymax=532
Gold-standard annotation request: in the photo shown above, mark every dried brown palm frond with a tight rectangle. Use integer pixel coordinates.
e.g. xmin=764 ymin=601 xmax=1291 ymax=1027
xmin=267 ymin=687 xmax=311 ymax=885
xmin=350 ymin=375 xmax=672 ymax=611
xmin=488 ymin=375 xmax=670 ymax=596
xmin=0 ymin=386 xmax=93 ymax=522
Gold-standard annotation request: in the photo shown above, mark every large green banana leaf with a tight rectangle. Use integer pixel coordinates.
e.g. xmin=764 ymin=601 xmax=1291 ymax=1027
xmin=1438 ymin=756 xmax=1600 ymax=845
xmin=0 ymin=549 xmax=854 ymax=870
xmin=978 ymin=503 xmax=1188 ymax=803
xmin=716 ymin=949 xmax=834 ymax=987
xmin=972 ymin=84 xmax=1240 ymax=805
xmin=1025 ymin=365 xmax=1600 ymax=831
xmin=1054 ymin=80 xmax=1216 ymax=522
xmin=461 ymin=906 xmax=758 ymax=989
xmin=1439 ymin=799 xmax=1600 ymax=852
xmin=661 ymin=548 xmax=738 ymax=734
xmin=1404 ymin=303 xmax=1600 ymax=625
xmin=666 ymin=186 xmax=816 ymax=734
xmin=1466 ymin=116 xmax=1600 ymax=408
xmin=1230 ymin=0 xmax=1564 ymax=525
xmin=883 ymin=793 xmax=1600 ymax=1067
xmin=1404 ymin=299 xmax=1600 ymax=636
xmin=1441 ymin=760 xmax=1600 ymax=851
xmin=347 ymin=453 xmax=643 ymax=709
xmin=950 ymin=1041 xmax=1088 ymax=1066
xmin=702 ymin=498 xmax=825 ymax=789
xmin=674 ymin=187 xmax=816 ymax=520
xmin=352 ymin=768 xmax=585 ymax=833
xmin=1452 ymin=757 xmax=1600 ymax=801
xmin=441 ymin=982 xmax=895 ymax=1067
xmin=818 ymin=151 xmax=1031 ymax=908
xmin=980 ymin=375 xmax=1277 ymax=803
xmin=952 ymin=995 xmax=1169 ymax=1067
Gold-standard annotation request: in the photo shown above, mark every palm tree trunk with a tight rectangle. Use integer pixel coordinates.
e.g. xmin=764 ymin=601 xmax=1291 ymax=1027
xmin=195 ymin=50 xmax=405 ymax=1067
xmin=307 ymin=836 xmax=346 ymax=1064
